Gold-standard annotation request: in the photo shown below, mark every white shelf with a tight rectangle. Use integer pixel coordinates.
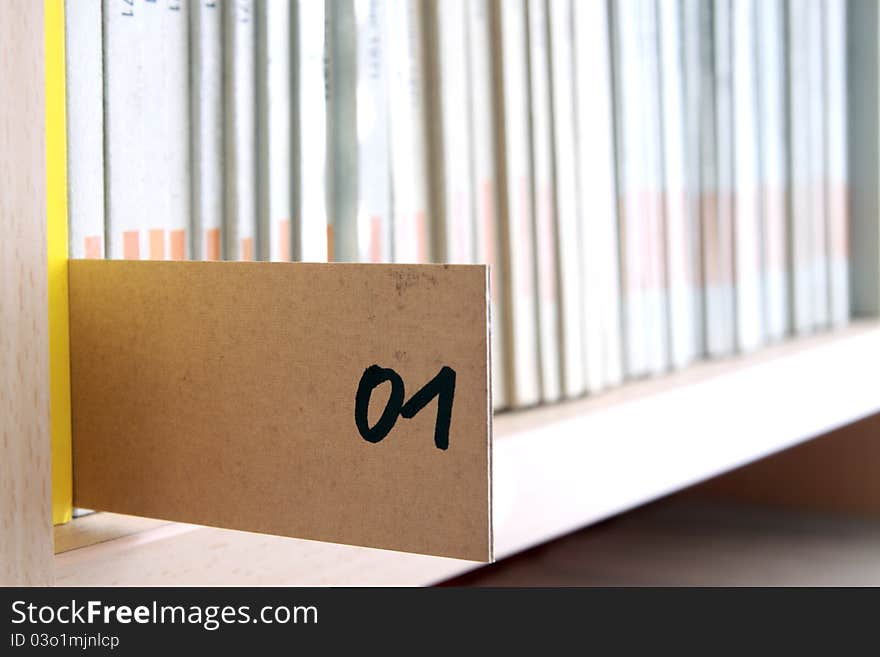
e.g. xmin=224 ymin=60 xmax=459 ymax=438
xmin=54 ymin=324 xmax=880 ymax=585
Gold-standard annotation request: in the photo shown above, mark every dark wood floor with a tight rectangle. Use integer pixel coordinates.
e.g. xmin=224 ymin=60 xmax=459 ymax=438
xmin=440 ymin=496 xmax=880 ymax=586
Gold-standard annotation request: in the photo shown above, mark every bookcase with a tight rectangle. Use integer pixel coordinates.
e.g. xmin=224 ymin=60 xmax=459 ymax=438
xmin=43 ymin=323 xmax=880 ymax=585
xmin=4 ymin=0 xmax=880 ymax=586
xmin=1 ymin=0 xmax=56 ymax=586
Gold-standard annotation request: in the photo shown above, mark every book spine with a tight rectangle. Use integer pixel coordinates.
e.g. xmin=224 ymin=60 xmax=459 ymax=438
xmin=143 ymin=0 xmax=165 ymax=259
xmin=611 ymin=0 xmax=649 ymax=378
xmin=695 ymin=0 xmax=718 ymax=355
xmin=162 ymin=0 xmax=190 ymax=260
xmin=826 ymin=0 xmax=849 ymax=327
xmin=191 ymin=0 xmax=224 ymax=261
xmin=659 ymin=0 xmax=700 ymax=368
xmin=732 ymin=0 xmax=764 ymax=351
xmin=104 ymin=0 xmax=147 ymax=260
xmin=639 ymin=0 xmax=670 ymax=375
xmin=681 ymin=0 xmax=707 ymax=359
xmin=574 ymin=0 xmax=607 ymax=391
xmin=548 ymin=0 xmax=585 ymax=396
xmin=807 ymin=0 xmax=830 ymax=328
xmin=326 ymin=0 xmax=358 ymax=262
xmin=355 ymin=0 xmax=393 ymax=262
xmin=467 ymin=0 xmax=507 ymax=410
xmin=141 ymin=0 xmax=165 ymax=261
xmin=574 ymin=0 xmax=623 ymax=387
xmin=293 ymin=0 xmax=329 ymax=261
xmin=137 ymin=0 xmax=189 ymax=261
xmin=756 ymin=0 xmax=790 ymax=340
xmin=433 ymin=0 xmax=477 ymax=264
xmin=224 ymin=0 xmax=257 ymax=260
xmin=707 ymin=0 xmax=736 ymax=355
xmin=256 ymin=0 xmax=293 ymax=261
xmin=526 ymin=0 xmax=561 ymax=402
xmin=788 ymin=0 xmax=813 ymax=333
xmin=491 ymin=0 xmax=540 ymax=407
xmin=388 ymin=0 xmax=432 ymax=263
xmin=66 ymin=0 xmax=105 ymax=259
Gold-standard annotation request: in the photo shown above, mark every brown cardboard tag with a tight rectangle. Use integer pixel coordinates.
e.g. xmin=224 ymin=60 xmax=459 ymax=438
xmin=69 ymin=260 xmax=492 ymax=562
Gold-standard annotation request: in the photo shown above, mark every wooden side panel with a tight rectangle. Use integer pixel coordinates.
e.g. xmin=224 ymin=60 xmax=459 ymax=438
xmin=0 ymin=0 xmax=54 ymax=585
xmin=70 ymin=260 xmax=492 ymax=561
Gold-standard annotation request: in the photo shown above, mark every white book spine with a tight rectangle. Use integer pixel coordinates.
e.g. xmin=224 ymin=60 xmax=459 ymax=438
xmin=355 ymin=0 xmax=392 ymax=262
xmin=707 ymin=0 xmax=736 ymax=355
xmin=549 ymin=0 xmax=585 ymax=396
xmin=141 ymin=0 xmax=165 ymax=261
xmin=526 ymin=0 xmax=561 ymax=402
xmin=756 ymin=0 xmax=790 ymax=340
xmin=639 ymin=0 xmax=670 ymax=375
xmin=104 ymin=0 xmax=147 ymax=260
xmin=66 ymin=0 xmax=105 ymax=259
xmin=696 ymin=0 xmax=719 ymax=356
xmin=807 ymin=0 xmax=829 ymax=328
xmin=256 ymin=0 xmax=293 ymax=262
xmin=326 ymin=0 xmax=358 ymax=262
xmin=681 ymin=0 xmax=706 ymax=358
xmin=732 ymin=0 xmax=764 ymax=351
xmin=388 ymin=0 xmax=432 ymax=263
xmin=493 ymin=0 xmax=540 ymax=407
xmin=191 ymin=0 xmax=224 ymax=261
xmin=224 ymin=0 xmax=257 ymax=260
xmin=658 ymin=0 xmax=699 ymax=368
xmin=163 ymin=0 xmax=190 ymax=260
xmin=788 ymin=0 xmax=813 ymax=333
xmin=436 ymin=0 xmax=476 ymax=264
xmin=140 ymin=0 xmax=188 ymax=261
xmin=825 ymin=0 xmax=849 ymax=327
xmin=467 ymin=0 xmax=507 ymax=410
xmin=574 ymin=0 xmax=623 ymax=387
xmin=294 ymin=0 xmax=329 ymax=261
xmin=611 ymin=0 xmax=650 ymax=378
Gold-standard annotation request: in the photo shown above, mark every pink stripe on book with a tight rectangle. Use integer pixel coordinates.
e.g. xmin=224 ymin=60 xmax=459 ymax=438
xmin=84 ymin=236 xmax=102 ymax=259
xmin=149 ymin=229 xmax=166 ymax=260
xmin=123 ymin=231 xmax=140 ymax=260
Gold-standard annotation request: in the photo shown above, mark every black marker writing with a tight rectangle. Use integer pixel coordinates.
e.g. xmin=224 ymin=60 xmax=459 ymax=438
xmin=354 ymin=365 xmax=456 ymax=450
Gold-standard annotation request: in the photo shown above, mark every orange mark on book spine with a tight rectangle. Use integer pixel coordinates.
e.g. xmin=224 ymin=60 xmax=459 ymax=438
xmin=702 ymin=192 xmax=720 ymax=285
xmin=416 ymin=211 xmax=428 ymax=263
xmin=149 ymin=229 xmax=166 ymax=260
xmin=370 ymin=216 xmax=382 ymax=263
xmin=169 ymin=229 xmax=185 ymax=260
xmin=326 ymin=225 xmax=334 ymax=262
xmin=278 ymin=220 xmax=290 ymax=261
xmin=84 ymin=236 xmax=102 ymax=259
xmin=240 ymin=237 xmax=254 ymax=261
xmin=651 ymin=189 xmax=668 ymax=291
xmin=828 ymin=182 xmax=849 ymax=258
xmin=715 ymin=191 xmax=735 ymax=285
xmin=205 ymin=228 xmax=220 ymax=261
xmin=123 ymin=231 xmax=140 ymax=260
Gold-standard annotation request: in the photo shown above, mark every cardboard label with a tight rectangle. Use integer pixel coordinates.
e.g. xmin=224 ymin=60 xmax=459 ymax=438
xmin=69 ymin=260 xmax=492 ymax=561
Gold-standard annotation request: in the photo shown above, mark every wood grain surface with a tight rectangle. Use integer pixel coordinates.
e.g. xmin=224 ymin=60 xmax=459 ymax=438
xmin=0 ymin=0 xmax=54 ymax=585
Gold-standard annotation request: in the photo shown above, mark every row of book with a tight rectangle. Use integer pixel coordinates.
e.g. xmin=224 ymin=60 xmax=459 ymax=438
xmin=65 ymin=0 xmax=851 ymax=412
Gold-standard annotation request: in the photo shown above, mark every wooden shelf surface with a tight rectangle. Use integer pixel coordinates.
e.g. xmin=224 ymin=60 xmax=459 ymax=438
xmin=54 ymin=323 xmax=880 ymax=585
